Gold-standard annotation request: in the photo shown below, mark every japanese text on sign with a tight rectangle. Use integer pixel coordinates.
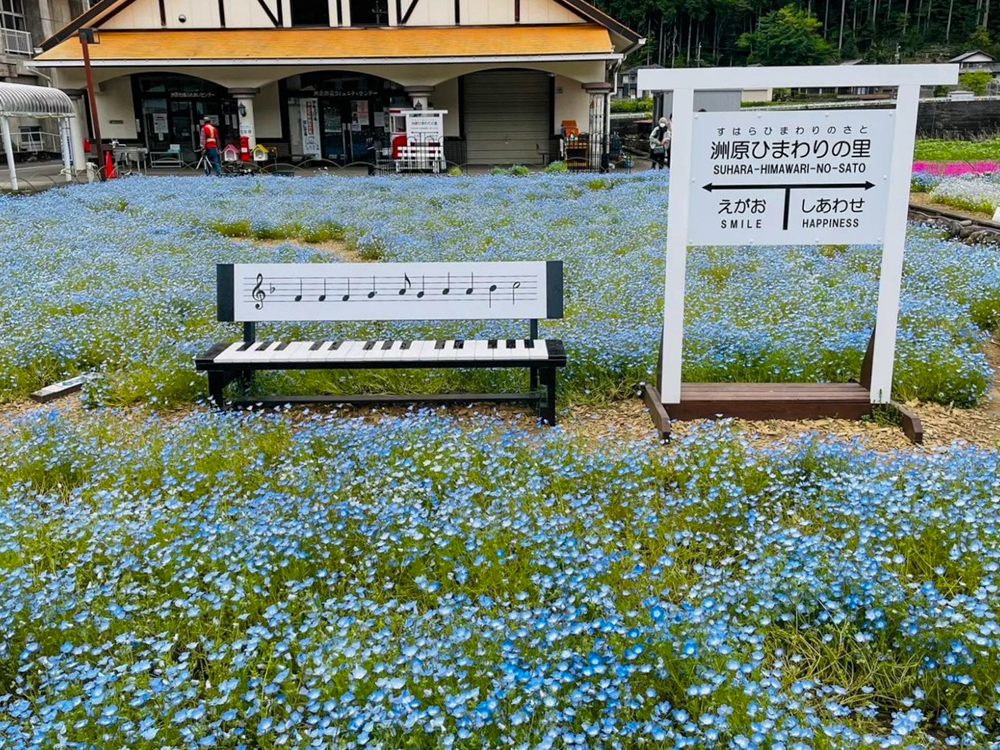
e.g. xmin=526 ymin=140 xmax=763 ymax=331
xmin=688 ymin=110 xmax=895 ymax=246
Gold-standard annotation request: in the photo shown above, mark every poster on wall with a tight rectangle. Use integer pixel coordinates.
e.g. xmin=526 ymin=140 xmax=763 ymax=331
xmin=324 ymin=109 xmax=341 ymax=134
xmin=152 ymin=113 xmax=168 ymax=136
xmin=301 ymin=98 xmax=321 ymax=159
xmin=352 ymin=100 xmax=369 ymax=124
xmin=373 ymin=111 xmax=386 ymax=128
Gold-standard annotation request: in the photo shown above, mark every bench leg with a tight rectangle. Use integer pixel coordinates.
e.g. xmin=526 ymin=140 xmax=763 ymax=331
xmin=207 ymin=371 xmax=227 ymax=411
xmin=541 ymin=368 xmax=557 ymax=426
xmin=238 ymin=369 xmax=254 ymax=393
xmin=530 ymin=366 xmax=538 ymax=393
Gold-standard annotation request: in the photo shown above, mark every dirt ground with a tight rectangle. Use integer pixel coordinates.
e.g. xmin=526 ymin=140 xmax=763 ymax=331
xmin=4 ymin=338 xmax=999 ymax=453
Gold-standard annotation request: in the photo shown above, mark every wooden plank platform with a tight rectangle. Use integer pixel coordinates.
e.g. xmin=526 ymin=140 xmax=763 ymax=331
xmin=670 ymin=382 xmax=874 ymax=421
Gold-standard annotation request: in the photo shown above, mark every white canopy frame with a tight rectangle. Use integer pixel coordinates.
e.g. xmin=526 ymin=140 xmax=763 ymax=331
xmin=637 ymin=64 xmax=959 ymax=409
xmin=0 ymin=82 xmax=77 ymax=192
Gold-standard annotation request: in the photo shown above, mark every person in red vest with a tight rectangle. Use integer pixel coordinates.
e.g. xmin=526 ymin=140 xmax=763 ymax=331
xmin=200 ymin=117 xmax=223 ymax=176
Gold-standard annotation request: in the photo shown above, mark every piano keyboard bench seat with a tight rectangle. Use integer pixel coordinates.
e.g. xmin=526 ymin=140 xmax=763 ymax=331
xmin=194 ymin=261 xmax=567 ymax=424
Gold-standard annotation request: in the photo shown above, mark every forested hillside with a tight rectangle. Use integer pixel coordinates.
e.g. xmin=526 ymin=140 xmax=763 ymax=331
xmin=592 ymin=0 xmax=996 ymax=67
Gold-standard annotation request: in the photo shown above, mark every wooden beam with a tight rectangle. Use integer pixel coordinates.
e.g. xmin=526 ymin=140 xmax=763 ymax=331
xmin=642 ymin=384 xmax=672 ymax=441
xmin=860 ymin=327 xmax=876 ymax=390
xmin=400 ymin=0 xmax=421 ymax=24
xmin=255 ymin=0 xmax=280 ymax=27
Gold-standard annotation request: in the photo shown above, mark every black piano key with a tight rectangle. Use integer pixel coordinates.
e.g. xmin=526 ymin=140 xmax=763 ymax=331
xmin=506 ymin=339 xmax=516 ymax=349
xmin=454 ymin=340 xmax=465 ymax=349
xmin=274 ymin=342 xmax=289 ymax=352
xmin=382 ymin=341 xmax=394 ymax=350
xmin=363 ymin=340 xmax=377 ymax=351
xmin=309 ymin=342 xmax=324 ymax=351
xmin=401 ymin=340 xmax=412 ymax=350
xmin=524 ymin=339 xmax=535 ymax=349
xmin=488 ymin=339 xmax=498 ymax=349
xmin=237 ymin=341 xmax=254 ymax=352
xmin=331 ymin=341 xmax=342 ymax=349
xmin=435 ymin=340 xmax=446 ymax=350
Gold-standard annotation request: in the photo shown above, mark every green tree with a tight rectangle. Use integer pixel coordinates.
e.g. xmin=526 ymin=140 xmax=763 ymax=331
xmin=959 ymin=70 xmax=994 ymax=95
xmin=739 ymin=5 xmax=836 ymax=65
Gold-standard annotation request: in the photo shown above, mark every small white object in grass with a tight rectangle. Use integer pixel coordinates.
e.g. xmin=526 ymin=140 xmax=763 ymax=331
xmin=992 ymin=207 xmax=1000 ymax=223
xmin=30 ymin=374 xmax=95 ymax=404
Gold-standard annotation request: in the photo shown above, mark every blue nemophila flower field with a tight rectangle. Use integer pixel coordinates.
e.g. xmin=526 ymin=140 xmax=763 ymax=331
xmin=0 ymin=174 xmax=997 ymax=407
xmin=1 ymin=409 xmax=1000 ymax=749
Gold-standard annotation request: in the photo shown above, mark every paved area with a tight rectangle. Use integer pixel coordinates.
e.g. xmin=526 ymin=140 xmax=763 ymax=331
xmin=1 ymin=155 xmax=654 ymax=192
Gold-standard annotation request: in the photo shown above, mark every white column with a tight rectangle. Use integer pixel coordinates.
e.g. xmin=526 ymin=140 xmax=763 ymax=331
xmin=63 ymin=91 xmax=87 ymax=174
xmin=229 ymin=89 xmax=258 ymax=149
xmin=870 ymin=83 xmax=921 ymax=404
xmin=59 ymin=119 xmax=72 ymax=182
xmin=1 ymin=116 xmax=18 ymax=192
xmin=659 ymin=88 xmax=695 ymax=404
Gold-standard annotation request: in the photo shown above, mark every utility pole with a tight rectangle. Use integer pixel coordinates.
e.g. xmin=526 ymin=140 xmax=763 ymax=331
xmin=79 ymin=28 xmax=104 ymax=181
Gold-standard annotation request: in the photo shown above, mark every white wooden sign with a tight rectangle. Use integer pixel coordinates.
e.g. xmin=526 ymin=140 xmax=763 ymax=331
xmin=219 ymin=262 xmax=560 ymax=322
xmin=636 ymin=65 xmax=959 ymax=407
xmin=690 ymin=110 xmax=894 ymax=246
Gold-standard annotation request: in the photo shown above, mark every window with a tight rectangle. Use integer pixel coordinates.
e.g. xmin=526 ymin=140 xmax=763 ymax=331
xmin=0 ymin=0 xmax=26 ymax=32
xmin=290 ymin=0 xmax=330 ymax=26
xmin=350 ymin=0 xmax=388 ymax=26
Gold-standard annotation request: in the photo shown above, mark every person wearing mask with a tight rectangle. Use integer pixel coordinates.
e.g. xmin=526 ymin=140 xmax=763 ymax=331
xmin=649 ymin=115 xmax=672 ymax=170
xmin=200 ymin=117 xmax=223 ymax=176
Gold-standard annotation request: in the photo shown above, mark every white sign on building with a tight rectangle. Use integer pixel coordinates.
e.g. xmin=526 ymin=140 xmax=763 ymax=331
xmin=690 ymin=110 xmax=894 ymax=246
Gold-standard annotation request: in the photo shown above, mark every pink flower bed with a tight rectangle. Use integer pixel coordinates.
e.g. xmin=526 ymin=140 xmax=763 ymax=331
xmin=912 ymin=161 xmax=1000 ymax=177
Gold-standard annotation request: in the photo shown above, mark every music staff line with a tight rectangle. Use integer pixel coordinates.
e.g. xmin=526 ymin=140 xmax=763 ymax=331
xmin=245 ymin=273 xmax=540 ymax=310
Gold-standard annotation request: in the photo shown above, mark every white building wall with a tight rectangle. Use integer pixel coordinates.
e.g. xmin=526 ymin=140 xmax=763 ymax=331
xmin=101 ymin=0 xmax=162 ymax=29
xmin=459 ymin=0 xmax=514 ymax=25
xmin=224 ymin=0 xmax=282 ymax=28
xmin=521 ymin=0 xmax=580 ymax=23
xmin=256 ymin=81 xmax=283 ymax=138
xmin=165 ymin=0 xmax=222 ymax=28
xmin=433 ymin=77 xmax=460 ymax=137
xmin=96 ymin=76 xmax=138 ymax=139
xmin=553 ymin=75 xmax=588 ymax=132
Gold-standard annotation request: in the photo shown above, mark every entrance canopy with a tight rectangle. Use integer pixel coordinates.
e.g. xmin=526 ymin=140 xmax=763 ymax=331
xmin=0 ymin=82 xmax=76 ymax=192
xmin=0 ymin=82 xmax=75 ymax=118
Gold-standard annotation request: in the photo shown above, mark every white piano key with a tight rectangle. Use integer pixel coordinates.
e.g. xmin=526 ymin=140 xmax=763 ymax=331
xmin=339 ymin=341 xmax=370 ymax=363
xmin=439 ymin=340 xmax=460 ymax=361
xmin=381 ymin=340 xmax=405 ymax=361
xmin=470 ymin=340 xmax=493 ymax=362
xmin=528 ymin=340 xmax=550 ymax=361
xmin=307 ymin=341 xmax=336 ymax=362
xmin=452 ymin=341 xmax=478 ymax=362
xmin=493 ymin=339 xmax=524 ymax=360
xmin=213 ymin=341 xmax=248 ymax=364
xmin=397 ymin=341 xmax=424 ymax=362
xmin=257 ymin=341 xmax=286 ymax=362
xmin=364 ymin=340 xmax=389 ymax=363
xmin=272 ymin=341 xmax=312 ymax=363
xmin=229 ymin=341 xmax=268 ymax=363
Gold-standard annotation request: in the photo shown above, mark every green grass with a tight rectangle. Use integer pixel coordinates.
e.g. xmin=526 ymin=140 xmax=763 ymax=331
xmin=914 ymin=137 xmax=1000 ymax=163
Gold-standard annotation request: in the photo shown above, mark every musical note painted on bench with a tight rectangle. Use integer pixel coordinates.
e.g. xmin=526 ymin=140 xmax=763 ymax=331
xmin=294 ymin=279 xmax=303 ymax=303
xmin=342 ymin=278 xmax=351 ymax=302
xmin=318 ymin=279 xmax=327 ymax=302
xmin=399 ymin=274 xmax=412 ymax=296
xmin=442 ymin=273 xmax=451 ymax=296
xmin=488 ymin=282 xmax=498 ymax=308
xmin=368 ymin=276 xmax=377 ymax=299
xmin=251 ymin=273 xmax=275 ymax=310
xmin=512 ymin=281 xmax=521 ymax=304
xmin=417 ymin=276 xmax=426 ymax=299
xmin=466 ymin=273 xmax=475 ymax=296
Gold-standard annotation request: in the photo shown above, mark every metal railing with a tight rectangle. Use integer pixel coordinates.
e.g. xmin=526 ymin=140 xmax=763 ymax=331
xmin=1 ymin=28 xmax=32 ymax=57
xmin=0 ymin=129 xmax=63 ymax=156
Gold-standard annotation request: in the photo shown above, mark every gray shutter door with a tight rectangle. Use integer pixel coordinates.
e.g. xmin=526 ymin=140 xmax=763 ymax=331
xmin=463 ymin=70 xmax=551 ymax=165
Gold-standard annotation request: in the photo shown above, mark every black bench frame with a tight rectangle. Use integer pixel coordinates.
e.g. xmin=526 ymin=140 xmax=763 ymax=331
xmin=195 ymin=264 xmax=567 ymax=424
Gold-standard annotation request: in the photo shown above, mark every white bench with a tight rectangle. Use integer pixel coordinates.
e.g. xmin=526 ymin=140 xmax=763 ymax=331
xmin=195 ymin=261 xmax=567 ymax=423
xmin=395 ymin=144 xmax=445 ymax=173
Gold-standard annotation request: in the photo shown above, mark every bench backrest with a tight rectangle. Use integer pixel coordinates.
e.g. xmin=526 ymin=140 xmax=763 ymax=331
xmin=217 ymin=261 xmax=563 ymax=323
xmin=398 ymin=145 xmax=443 ymax=159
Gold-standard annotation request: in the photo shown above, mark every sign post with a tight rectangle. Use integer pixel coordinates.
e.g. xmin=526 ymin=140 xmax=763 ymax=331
xmin=637 ymin=65 xmax=957 ymax=441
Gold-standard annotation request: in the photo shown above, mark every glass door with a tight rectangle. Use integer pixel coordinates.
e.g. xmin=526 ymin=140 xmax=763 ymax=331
xmin=321 ymin=101 xmax=346 ymax=163
xmin=142 ymin=98 xmax=169 ymax=153
xmin=170 ymin=100 xmax=196 ymax=162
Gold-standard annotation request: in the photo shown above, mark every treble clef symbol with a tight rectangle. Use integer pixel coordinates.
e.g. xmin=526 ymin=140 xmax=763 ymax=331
xmin=252 ymin=273 xmax=267 ymax=310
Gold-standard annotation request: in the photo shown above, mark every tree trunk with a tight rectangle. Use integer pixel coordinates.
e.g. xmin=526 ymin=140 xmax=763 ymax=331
xmin=825 ymin=0 xmax=832 ymax=37
xmin=903 ymin=0 xmax=910 ymax=33
xmin=840 ymin=0 xmax=847 ymax=50
xmin=686 ymin=14 xmax=692 ymax=65
xmin=946 ymin=0 xmax=954 ymax=40
xmin=985 ymin=0 xmax=990 ymax=29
